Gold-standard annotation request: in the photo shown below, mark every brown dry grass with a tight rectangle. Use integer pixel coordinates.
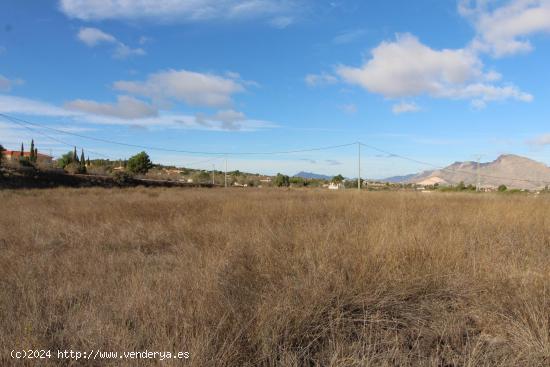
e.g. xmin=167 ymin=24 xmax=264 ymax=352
xmin=0 ymin=188 xmax=549 ymax=366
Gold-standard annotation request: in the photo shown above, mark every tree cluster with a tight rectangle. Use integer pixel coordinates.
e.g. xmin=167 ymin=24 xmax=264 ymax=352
xmin=274 ymin=173 xmax=290 ymax=187
xmin=58 ymin=147 xmax=88 ymax=174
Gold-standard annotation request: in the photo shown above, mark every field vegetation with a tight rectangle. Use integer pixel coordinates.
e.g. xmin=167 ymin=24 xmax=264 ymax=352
xmin=1 ymin=188 xmax=549 ymax=366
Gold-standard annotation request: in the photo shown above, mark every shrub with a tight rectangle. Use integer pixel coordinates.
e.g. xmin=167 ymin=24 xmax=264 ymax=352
xmin=58 ymin=151 xmax=75 ymax=169
xmin=112 ymin=171 xmax=133 ymax=185
xmin=498 ymin=184 xmax=507 ymax=192
xmin=64 ymin=162 xmax=86 ymax=174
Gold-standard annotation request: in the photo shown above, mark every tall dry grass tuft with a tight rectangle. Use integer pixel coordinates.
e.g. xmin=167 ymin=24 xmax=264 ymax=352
xmin=0 ymin=188 xmax=549 ymax=366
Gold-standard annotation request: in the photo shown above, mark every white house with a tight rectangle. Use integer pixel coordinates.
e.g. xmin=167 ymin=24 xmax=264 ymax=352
xmin=328 ymin=182 xmax=345 ymax=190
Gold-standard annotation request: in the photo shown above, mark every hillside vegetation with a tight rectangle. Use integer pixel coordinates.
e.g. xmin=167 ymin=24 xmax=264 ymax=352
xmin=1 ymin=188 xmax=549 ymax=366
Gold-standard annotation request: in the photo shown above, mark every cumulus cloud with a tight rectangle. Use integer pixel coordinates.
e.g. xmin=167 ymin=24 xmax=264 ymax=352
xmin=113 ymin=69 xmax=246 ymax=108
xmin=77 ymin=27 xmax=145 ymax=59
xmin=460 ymin=0 xmax=550 ymax=57
xmin=336 ymin=33 xmax=532 ymax=106
xmin=305 ymin=72 xmax=338 ymax=87
xmin=392 ymin=102 xmax=421 ymax=115
xmin=65 ymin=95 xmax=158 ymax=119
xmin=59 ymin=0 xmax=299 ymax=27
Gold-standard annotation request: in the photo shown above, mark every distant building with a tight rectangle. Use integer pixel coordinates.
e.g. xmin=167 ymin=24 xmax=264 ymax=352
xmin=3 ymin=150 xmax=53 ymax=164
xmin=328 ymin=182 xmax=345 ymax=190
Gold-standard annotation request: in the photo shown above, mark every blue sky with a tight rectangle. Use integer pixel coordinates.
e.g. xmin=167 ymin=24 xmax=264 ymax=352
xmin=1 ymin=0 xmax=550 ymax=178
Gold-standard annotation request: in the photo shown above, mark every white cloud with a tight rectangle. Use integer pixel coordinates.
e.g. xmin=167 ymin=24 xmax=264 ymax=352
xmin=460 ymin=0 xmax=550 ymax=57
xmin=0 ymin=94 xmax=75 ymax=116
xmin=336 ymin=33 xmax=532 ymax=106
xmin=194 ymin=109 xmax=272 ymax=131
xmin=59 ymin=0 xmax=299 ymax=26
xmin=340 ymin=103 xmax=357 ymax=114
xmin=113 ymin=69 xmax=246 ymax=108
xmin=0 ymin=75 xmax=11 ymax=92
xmin=65 ymin=95 xmax=158 ymax=119
xmin=0 ymin=94 xmax=272 ymax=132
xmin=332 ymin=29 xmax=367 ymax=44
xmin=113 ymin=43 xmax=146 ymax=59
xmin=77 ymin=27 xmax=145 ymax=59
xmin=337 ymin=34 xmax=481 ymax=97
xmin=77 ymin=27 xmax=116 ymax=46
xmin=0 ymin=75 xmax=24 ymax=92
xmin=305 ymin=72 xmax=338 ymax=87
xmin=526 ymin=133 xmax=550 ymax=146
xmin=392 ymin=102 xmax=421 ymax=115
xmin=270 ymin=16 xmax=293 ymax=28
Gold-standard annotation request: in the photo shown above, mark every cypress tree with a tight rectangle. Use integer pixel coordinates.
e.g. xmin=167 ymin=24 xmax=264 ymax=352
xmin=34 ymin=148 xmax=38 ymax=162
xmin=20 ymin=143 xmax=24 ymax=161
xmin=30 ymin=139 xmax=35 ymax=162
xmin=86 ymin=157 xmax=90 ymax=166
xmin=80 ymin=149 xmax=85 ymax=166
xmin=73 ymin=147 xmax=79 ymax=163
xmin=29 ymin=141 xmax=34 ymax=161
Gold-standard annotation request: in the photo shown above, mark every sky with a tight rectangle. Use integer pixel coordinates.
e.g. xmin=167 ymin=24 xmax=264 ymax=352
xmin=1 ymin=0 xmax=550 ymax=178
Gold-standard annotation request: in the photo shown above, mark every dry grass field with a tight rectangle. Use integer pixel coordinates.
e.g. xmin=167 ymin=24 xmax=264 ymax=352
xmin=1 ymin=188 xmax=549 ymax=366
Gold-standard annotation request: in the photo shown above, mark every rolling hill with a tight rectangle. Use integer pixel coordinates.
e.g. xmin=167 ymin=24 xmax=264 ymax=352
xmin=385 ymin=154 xmax=550 ymax=190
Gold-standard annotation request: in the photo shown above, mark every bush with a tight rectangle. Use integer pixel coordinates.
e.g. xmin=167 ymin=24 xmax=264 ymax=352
xmin=127 ymin=152 xmax=153 ymax=175
xmin=274 ymin=173 xmax=290 ymax=187
xmin=112 ymin=171 xmax=133 ymax=185
xmin=64 ymin=162 xmax=86 ymax=174
xmin=498 ymin=184 xmax=507 ymax=192
xmin=58 ymin=151 xmax=75 ymax=169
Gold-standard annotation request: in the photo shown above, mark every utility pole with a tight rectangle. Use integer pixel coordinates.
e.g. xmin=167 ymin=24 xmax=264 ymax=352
xmin=224 ymin=157 xmax=228 ymax=188
xmin=474 ymin=154 xmax=482 ymax=192
xmin=357 ymin=142 xmax=361 ymax=191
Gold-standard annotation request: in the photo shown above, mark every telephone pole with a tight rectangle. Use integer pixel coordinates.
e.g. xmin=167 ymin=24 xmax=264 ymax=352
xmin=474 ymin=154 xmax=482 ymax=192
xmin=224 ymin=157 xmax=228 ymax=188
xmin=357 ymin=142 xmax=361 ymax=191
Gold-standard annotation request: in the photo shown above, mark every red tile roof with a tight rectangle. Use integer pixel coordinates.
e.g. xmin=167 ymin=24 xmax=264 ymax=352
xmin=3 ymin=150 xmax=52 ymax=159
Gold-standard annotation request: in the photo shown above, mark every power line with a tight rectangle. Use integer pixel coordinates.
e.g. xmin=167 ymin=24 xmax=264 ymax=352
xmin=0 ymin=113 xmax=356 ymax=156
xmin=4 ymin=115 xmax=111 ymax=159
xmin=2 ymin=112 xmax=548 ymax=186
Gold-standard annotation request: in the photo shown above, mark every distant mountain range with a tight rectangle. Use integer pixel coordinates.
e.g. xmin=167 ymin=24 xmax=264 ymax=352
xmin=383 ymin=154 xmax=550 ymax=190
xmin=294 ymin=171 xmax=332 ymax=180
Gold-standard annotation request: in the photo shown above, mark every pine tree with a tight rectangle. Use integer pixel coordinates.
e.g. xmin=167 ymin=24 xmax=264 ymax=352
xmin=29 ymin=139 xmax=35 ymax=162
xmin=80 ymin=149 xmax=85 ymax=166
xmin=73 ymin=147 xmax=79 ymax=163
